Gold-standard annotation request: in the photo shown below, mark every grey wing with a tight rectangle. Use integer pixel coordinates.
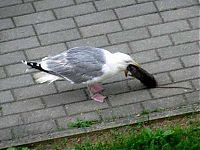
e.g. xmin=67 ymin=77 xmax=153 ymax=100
xmin=41 ymin=47 xmax=106 ymax=84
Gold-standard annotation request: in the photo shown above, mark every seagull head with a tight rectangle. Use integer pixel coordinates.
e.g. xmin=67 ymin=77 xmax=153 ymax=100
xmin=113 ymin=52 xmax=157 ymax=88
xmin=113 ymin=52 xmax=140 ymax=75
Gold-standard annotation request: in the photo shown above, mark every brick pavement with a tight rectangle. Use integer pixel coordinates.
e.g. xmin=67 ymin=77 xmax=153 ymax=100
xmin=0 ymin=0 xmax=199 ymax=148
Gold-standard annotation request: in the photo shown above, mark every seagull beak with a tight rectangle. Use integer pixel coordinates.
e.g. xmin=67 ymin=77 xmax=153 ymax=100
xmin=133 ymin=62 xmax=140 ymax=68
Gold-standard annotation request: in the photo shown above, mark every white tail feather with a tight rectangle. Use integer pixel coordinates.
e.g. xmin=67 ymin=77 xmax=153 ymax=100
xmin=33 ymin=72 xmax=62 ymax=84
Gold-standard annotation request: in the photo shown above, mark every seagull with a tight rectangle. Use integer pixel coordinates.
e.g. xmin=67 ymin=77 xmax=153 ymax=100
xmin=22 ymin=47 xmax=157 ymax=102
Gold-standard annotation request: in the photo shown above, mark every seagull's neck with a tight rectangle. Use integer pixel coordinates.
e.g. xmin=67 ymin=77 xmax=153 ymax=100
xmin=103 ymin=50 xmax=125 ymax=73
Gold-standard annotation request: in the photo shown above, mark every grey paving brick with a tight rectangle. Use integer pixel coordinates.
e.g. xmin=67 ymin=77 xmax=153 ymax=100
xmin=0 ymin=18 xmax=14 ymax=30
xmin=191 ymin=79 xmax=200 ymax=90
xmin=142 ymin=58 xmax=182 ymax=74
xmin=108 ymin=27 xmax=149 ymax=44
xmin=25 ymin=43 xmax=66 ymax=60
xmin=161 ymin=6 xmax=199 ymax=22
xmin=0 ymin=0 xmax=22 ymax=7
xmin=0 ymin=52 xmax=25 ymax=67
xmin=185 ymin=91 xmax=200 ymax=104
xmin=100 ymin=103 xmax=142 ymax=120
xmin=97 ymin=108 xmax=113 ymax=121
xmin=0 ymin=74 xmax=34 ymax=91
xmin=103 ymin=43 xmax=131 ymax=54
xmin=80 ymin=21 xmax=121 ymax=37
xmin=171 ymin=29 xmax=199 ymax=44
xmin=0 ymin=90 xmax=14 ymax=104
xmin=130 ymin=35 xmax=172 ymax=52
xmin=127 ymin=78 xmax=149 ymax=91
xmin=75 ymin=10 xmax=116 ymax=27
xmin=170 ymin=66 xmax=199 ymax=82
xmin=34 ymin=0 xmax=74 ymax=11
xmin=103 ymin=81 xmax=129 ymax=95
xmin=22 ymin=106 xmax=66 ymax=124
xmin=0 ymin=129 xmax=12 ymax=141
xmin=55 ymin=81 xmax=85 ymax=92
xmin=39 ymin=29 xmax=80 ymax=45
xmin=65 ymin=100 xmax=109 ymax=115
xmin=0 ymin=114 xmax=23 ymax=129
xmin=0 ymin=26 xmax=35 ymax=42
xmin=5 ymin=63 xmax=36 ymax=76
xmin=155 ymin=0 xmax=197 ymax=11
xmin=181 ymin=54 xmax=199 ymax=67
xmin=0 ymin=67 xmax=6 ymax=78
xmin=115 ymin=2 xmax=156 ymax=19
xmin=34 ymin=18 xmax=75 ymax=34
xmin=189 ymin=17 xmax=199 ymax=29
xmin=43 ymin=90 xmax=87 ymax=107
xmin=13 ymin=120 xmax=57 ymax=138
xmin=150 ymin=81 xmax=192 ymax=98
xmin=14 ymin=11 xmax=55 ymax=26
xmin=109 ymin=90 xmax=151 ymax=106
xmin=112 ymin=103 xmax=143 ymax=117
xmin=149 ymin=20 xmax=190 ymax=36
xmin=131 ymin=50 xmax=159 ymax=64
xmin=13 ymin=83 xmax=57 ymax=100
xmin=54 ymin=3 xmax=96 ymax=19
xmin=120 ymin=13 xmax=162 ymax=30
xmin=67 ymin=35 xmax=109 ymax=48
xmin=0 ymin=3 xmax=34 ymax=18
xmin=157 ymin=42 xmax=199 ymax=59
xmin=0 ymin=51 xmax=25 ymax=66
xmin=142 ymin=95 xmax=186 ymax=111
xmin=95 ymin=0 xmax=136 ymax=11
xmin=153 ymin=73 xmax=172 ymax=85
xmin=2 ymin=98 xmax=44 ymax=115
xmin=0 ymin=37 xmax=39 ymax=54
xmin=57 ymin=111 xmax=100 ymax=129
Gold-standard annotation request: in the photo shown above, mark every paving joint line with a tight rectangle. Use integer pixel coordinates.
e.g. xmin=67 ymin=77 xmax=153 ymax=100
xmin=186 ymin=18 xmax=194 ymax=29
xmin=31 ymin=2 xmax=36 ymax=13
xmin=152 ymin=1 xmax=164 ymax=23
xmin=51 ymin=9 xmax=58 ymax=20
xmin=40 ymin=97 xmax=48 ymax=108
xmin=72 ymin=17 xmax=83 ymax=38
xmin=113 ymin=9 xmax=124 ymax=30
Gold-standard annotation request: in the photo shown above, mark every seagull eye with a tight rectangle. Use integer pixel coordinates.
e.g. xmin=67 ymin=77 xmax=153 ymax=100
xmin=125 ymin=60 xmax=132 ymax=63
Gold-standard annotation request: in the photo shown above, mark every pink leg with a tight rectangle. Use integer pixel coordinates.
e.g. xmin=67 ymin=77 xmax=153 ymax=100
xmin=88 ymin=83 xmax=104 ymax=94
xmin=88 ymin=83 xmax=106 ymax=103
xmin=91 ymin=94 xmax=106 ymax=103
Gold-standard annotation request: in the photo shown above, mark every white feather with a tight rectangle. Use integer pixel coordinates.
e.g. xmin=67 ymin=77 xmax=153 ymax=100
xmin=33 ymin=72 xmax=62 ymax=84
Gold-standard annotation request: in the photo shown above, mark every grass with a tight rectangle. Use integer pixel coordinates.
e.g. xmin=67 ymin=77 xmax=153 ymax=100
xmin=67 ymin=119 xmax=94 ymax=128
xmin=6 ymin=113 xmax=200 ymax=150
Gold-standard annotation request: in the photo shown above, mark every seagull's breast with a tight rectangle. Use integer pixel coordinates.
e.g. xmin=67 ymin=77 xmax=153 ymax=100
xmin=100 ymin=50 xmax=121 ymax=80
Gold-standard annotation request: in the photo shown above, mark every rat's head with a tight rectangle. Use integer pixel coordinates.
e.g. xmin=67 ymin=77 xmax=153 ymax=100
xmin=126 ymin=64 xmax=157 ymax=88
